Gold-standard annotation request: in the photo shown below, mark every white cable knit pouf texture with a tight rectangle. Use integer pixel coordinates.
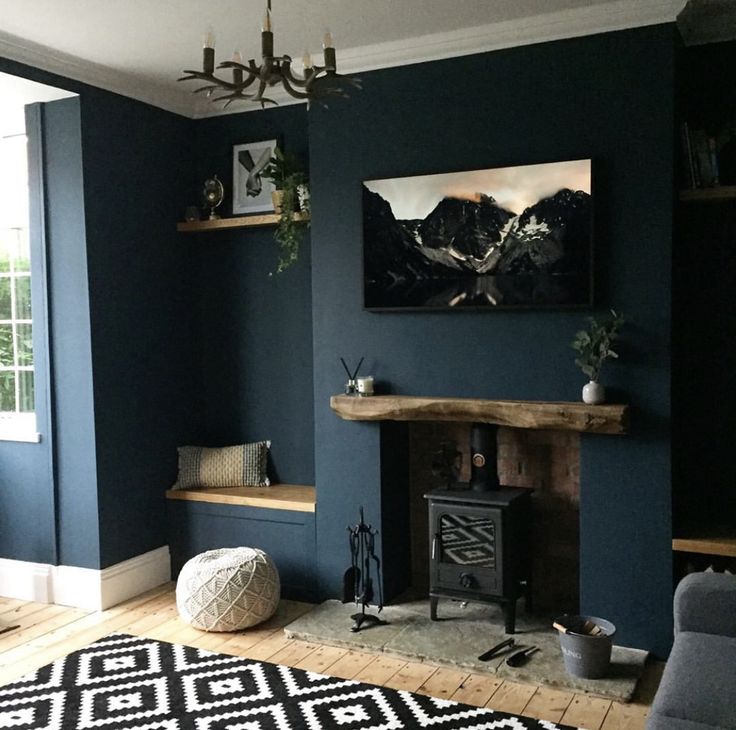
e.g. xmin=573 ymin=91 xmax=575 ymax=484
xmin=176 ymin=547 xmax=280 ymax=631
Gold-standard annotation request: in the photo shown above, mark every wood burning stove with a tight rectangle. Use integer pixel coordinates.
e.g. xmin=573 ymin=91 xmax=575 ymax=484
xmin=424 ymin=423 xmax=532 ymax=633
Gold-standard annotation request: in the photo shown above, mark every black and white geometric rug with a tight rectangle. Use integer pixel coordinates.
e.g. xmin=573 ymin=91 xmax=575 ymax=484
xmin=0 ymin=633 xmax=576 ymax=729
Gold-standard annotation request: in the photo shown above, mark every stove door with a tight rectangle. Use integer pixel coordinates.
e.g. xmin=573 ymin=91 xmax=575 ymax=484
xmin=430 ymin=503 xmax=503 ymax=596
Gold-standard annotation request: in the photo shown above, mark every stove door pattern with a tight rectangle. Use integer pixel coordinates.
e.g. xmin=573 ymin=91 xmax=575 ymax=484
xmin=439 ymin=513 xmax=496 ymax=568
xmin=431 ymin=505 xmax=503 ymax=597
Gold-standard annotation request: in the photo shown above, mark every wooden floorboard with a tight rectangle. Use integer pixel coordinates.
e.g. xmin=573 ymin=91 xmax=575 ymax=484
xmin=561 ymin=694 xmax=612 ymax=730
xmin=451 ymin=673 xmax=504 ymax=707
xmin=522 ymin=686 xmax=575 ymax=723
xmin=0 ymin=587 xmax=657 ymax=730
xmin=486 ymin=679 xmax=538 ymax=714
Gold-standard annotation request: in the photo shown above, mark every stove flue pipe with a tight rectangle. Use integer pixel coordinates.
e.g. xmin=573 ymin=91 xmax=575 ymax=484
xmin=469 ymin=423 xmax=500 ymax=491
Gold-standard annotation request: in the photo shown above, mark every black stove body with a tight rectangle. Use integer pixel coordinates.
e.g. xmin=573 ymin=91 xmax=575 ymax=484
xmin=425 ymin=425 xmax=533 ymax=634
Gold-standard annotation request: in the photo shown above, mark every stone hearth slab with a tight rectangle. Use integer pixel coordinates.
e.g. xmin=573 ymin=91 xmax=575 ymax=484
xmin=284 ymin=599 xmax=648 ymax=702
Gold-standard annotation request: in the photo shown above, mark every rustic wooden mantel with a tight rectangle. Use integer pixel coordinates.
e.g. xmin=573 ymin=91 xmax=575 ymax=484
xmin=330 ymin=394 xmax=629 ymax=435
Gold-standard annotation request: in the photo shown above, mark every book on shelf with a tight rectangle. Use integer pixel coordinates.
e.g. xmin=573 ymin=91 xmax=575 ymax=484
xmin=680 ymin=122 xmax=697 ymax=189
xmin=680 ymin=123 xmax=720 ymax=189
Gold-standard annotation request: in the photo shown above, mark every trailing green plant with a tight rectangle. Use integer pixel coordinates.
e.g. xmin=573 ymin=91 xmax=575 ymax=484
xmin=262 ymin=147 xmax=309 ymax=274
xmin=571 ymin=309 xmax=625 ymax=382
xmin=262 ymin=147 xmax=301 ymax=190
xmin=274 ymin=178 xmax=302 ymax=273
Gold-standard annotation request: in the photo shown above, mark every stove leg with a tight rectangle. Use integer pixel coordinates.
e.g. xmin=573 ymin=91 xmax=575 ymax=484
xmin=524 ymin=578 xmax=533 ymax=614
xmin=430 ymin=596 xmax=439 ymax=621
xmin=503 ymin=600 xmax=516 ymax=634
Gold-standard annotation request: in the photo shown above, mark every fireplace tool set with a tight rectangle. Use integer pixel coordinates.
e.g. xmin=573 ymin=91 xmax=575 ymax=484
xmin=343 ymin=508 xmax=387 ymax=632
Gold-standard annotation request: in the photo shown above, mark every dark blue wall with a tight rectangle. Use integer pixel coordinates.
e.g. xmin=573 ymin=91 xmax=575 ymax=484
xmin=309 ymin=26 xmax=674 ymax=655
xmin=2 ymin=25 xmax=676 ymax=655
xmin=42 ymin=97 xmax=100 ymax=568
xmin=191 ymin=108 xmax=314 ymax=485
xmin=168 ymin=501 xmax=316 ymax=600
xmin=0 ymin=57 xmax=202 ymax=570
xmin=78 ymin=90 xmax=202 ymax=567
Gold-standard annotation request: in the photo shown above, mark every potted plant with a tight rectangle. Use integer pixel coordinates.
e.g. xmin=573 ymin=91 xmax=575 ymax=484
xmin=262 ymin=147 xmax=309 ymax=273
xmin=571 ymin=309 xmax=624 ymax=404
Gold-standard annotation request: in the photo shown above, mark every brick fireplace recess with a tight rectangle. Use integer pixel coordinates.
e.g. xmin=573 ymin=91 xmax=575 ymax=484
xmin=331 ymin=395 xmax=629 ymax=623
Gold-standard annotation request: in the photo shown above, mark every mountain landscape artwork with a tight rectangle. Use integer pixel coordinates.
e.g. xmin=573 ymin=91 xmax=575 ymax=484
xmin=362 ymin=159 xmax=592 ymax=309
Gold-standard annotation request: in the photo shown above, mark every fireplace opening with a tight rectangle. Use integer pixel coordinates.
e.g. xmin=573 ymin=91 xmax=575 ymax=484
xmin=408 ymin=421 xmax=581 ymax=616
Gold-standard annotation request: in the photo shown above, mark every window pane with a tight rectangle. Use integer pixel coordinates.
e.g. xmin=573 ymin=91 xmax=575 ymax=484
xmin=14 ymin=229 xmax=31 ymax=272
xmin=0 ymin=370 xmax=15 ymax=411
xmin=0 ymin=278 xmax=10 ymax=319
xmin=0 ymin=243 xmax=9 ymax=273
xmin=14 ymin=276 xmax=32 ymax=319
xmin=16 ymin=323 xmax=33 ymax=366
xmin=18 ymin=370 xmax=34 ymax=412
xmin=0 ymin=324 xmax=14 ymax=367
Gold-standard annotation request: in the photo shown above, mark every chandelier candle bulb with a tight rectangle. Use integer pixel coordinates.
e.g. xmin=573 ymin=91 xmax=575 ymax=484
xmin=262 ymin=30 xmax=274 ymax=58
xmin=202 ymin=28 xmax=216 ymax=74
xmin=232 ymin=51 xmax=244 ymax=84
xmin=302 ymin=50 xmax=313 ymax=70
xmin=263 ymin=9 xmax=272 ymax=32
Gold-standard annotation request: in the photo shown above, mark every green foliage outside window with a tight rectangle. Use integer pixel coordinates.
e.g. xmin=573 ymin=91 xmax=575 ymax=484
xmin=0 ymin=228 xmax=33 ymax=415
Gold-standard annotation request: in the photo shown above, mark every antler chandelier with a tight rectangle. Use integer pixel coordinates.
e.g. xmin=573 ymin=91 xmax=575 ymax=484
xmin=178 ymin=0 xmax=360 ymax=108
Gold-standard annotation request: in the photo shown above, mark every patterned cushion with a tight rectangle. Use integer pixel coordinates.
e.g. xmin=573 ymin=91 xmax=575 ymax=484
xmin=176 ymin=547 xmax=281 ymax=631
xmin=172 ymin=442 xmax=270 ymax=489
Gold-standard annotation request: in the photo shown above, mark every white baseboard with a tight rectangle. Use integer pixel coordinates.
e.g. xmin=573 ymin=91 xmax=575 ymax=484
xmin=0 ymin=559 xmax=53 ymax=603
xmin=0 ymin=545 xmax=171 ymax=611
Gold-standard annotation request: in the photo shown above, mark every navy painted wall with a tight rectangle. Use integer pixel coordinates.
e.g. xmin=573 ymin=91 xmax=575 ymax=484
xmin=191 ymin=108 xmax=314 ymax=486
xmin=309 ymin=26 xmax=674 ymax=654
xmin=168 ymin=501 xmax=316 ymax=600
xmin=42 ymin=97 xmax=101 ymax=568
xmin=0 ymin=57 xmax=202 ymax=569
xmin=78 ymin=90 xmax=202 ymax=568
xmin=2 ymin=25 xmax=676 ymax=655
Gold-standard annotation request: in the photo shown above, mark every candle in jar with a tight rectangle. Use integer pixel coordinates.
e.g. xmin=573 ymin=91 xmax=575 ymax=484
xmin=356 ymin=376 xmax=374 ymax=396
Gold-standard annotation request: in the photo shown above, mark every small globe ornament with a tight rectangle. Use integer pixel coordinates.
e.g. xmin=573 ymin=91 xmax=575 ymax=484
xmin=202 ymin=175 xmax=224 ymax=220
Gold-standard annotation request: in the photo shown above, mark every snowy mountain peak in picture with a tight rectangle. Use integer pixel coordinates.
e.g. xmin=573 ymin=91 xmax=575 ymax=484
xmin=362 ymin=159 xmax=592 ymax=310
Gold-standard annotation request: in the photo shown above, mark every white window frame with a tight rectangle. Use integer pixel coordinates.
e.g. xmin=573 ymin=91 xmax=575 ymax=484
xmin=0 ymin=134 xmax=39 ymax=443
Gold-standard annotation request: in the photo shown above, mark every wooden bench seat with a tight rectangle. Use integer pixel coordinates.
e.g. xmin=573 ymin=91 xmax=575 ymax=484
xmin=165 ymin=484 xmax=316 ymax=513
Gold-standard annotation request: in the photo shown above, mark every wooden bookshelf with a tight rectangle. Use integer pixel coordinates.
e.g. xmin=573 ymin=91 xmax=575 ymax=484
xmin=672 ymin=536 xmax=736 ymax=558
xmin=177 ymin=212 xmax=309 ymax=233
xmin=679 ymin=185 xmax=736 ymax=202
xmin=165 ymin=484 xmax=316 ymax=512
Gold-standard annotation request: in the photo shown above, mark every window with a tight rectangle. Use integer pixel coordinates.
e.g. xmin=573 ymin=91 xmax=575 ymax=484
xmin=0 ymin=132 xmax=35 ymax=437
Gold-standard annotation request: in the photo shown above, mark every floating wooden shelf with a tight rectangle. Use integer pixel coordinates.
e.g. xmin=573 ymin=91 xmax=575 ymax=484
xmin=672 ymin=532 xmax=736 ymax=558
xmin=165 ymin=484 xmax=316 ymax=512
xmin=679 ymin=185 xmax=736 ymax=202
xmin=177 ymin=212 xmax=309 ymax=233
xmin=330 ymin=395 xmax=629 ymax=435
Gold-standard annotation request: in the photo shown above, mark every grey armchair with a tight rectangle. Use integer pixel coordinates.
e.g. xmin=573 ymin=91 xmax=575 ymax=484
xmin=647 ymin=572 xmax=736 ymax=730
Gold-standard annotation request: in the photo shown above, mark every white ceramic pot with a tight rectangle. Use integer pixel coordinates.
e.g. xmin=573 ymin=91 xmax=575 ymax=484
xmin=297 ymin=184 xmax=310 ymax=214
xmin=582 ymin=381 xmax=605 ymax=405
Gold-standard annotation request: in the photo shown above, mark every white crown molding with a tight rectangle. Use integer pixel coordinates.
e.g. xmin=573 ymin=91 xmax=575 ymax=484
xmin=0 ymin=546 xmax=171 ymax=611
xmin=193 ymin=0 xmax=682 ymax=119
xmin=2 ymin=0 xmax=681 ymax=120
xmin=336 ymin=0 xmax=683 ymax=76
xmin=0 ymin=30 xmax=193 ymax=118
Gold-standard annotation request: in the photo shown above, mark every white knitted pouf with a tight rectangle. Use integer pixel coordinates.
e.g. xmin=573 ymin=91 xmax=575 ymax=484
xmin=176 ymin=547 xmax=280 ymax=632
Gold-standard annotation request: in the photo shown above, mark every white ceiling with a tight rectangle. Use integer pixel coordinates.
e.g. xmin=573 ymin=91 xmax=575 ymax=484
xmin=0 ymin=71 xmax=76 ymax=137
xmin=0 ymin=0 xmax=684 ymax=118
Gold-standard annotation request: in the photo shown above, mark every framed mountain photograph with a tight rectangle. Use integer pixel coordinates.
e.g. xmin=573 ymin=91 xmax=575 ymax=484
xmin=362 ymin=159 xmax=593 ymax=310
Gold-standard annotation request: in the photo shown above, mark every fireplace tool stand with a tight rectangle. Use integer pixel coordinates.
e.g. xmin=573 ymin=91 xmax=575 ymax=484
xmin=343 ymin=508 xmax=387 ymax=632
